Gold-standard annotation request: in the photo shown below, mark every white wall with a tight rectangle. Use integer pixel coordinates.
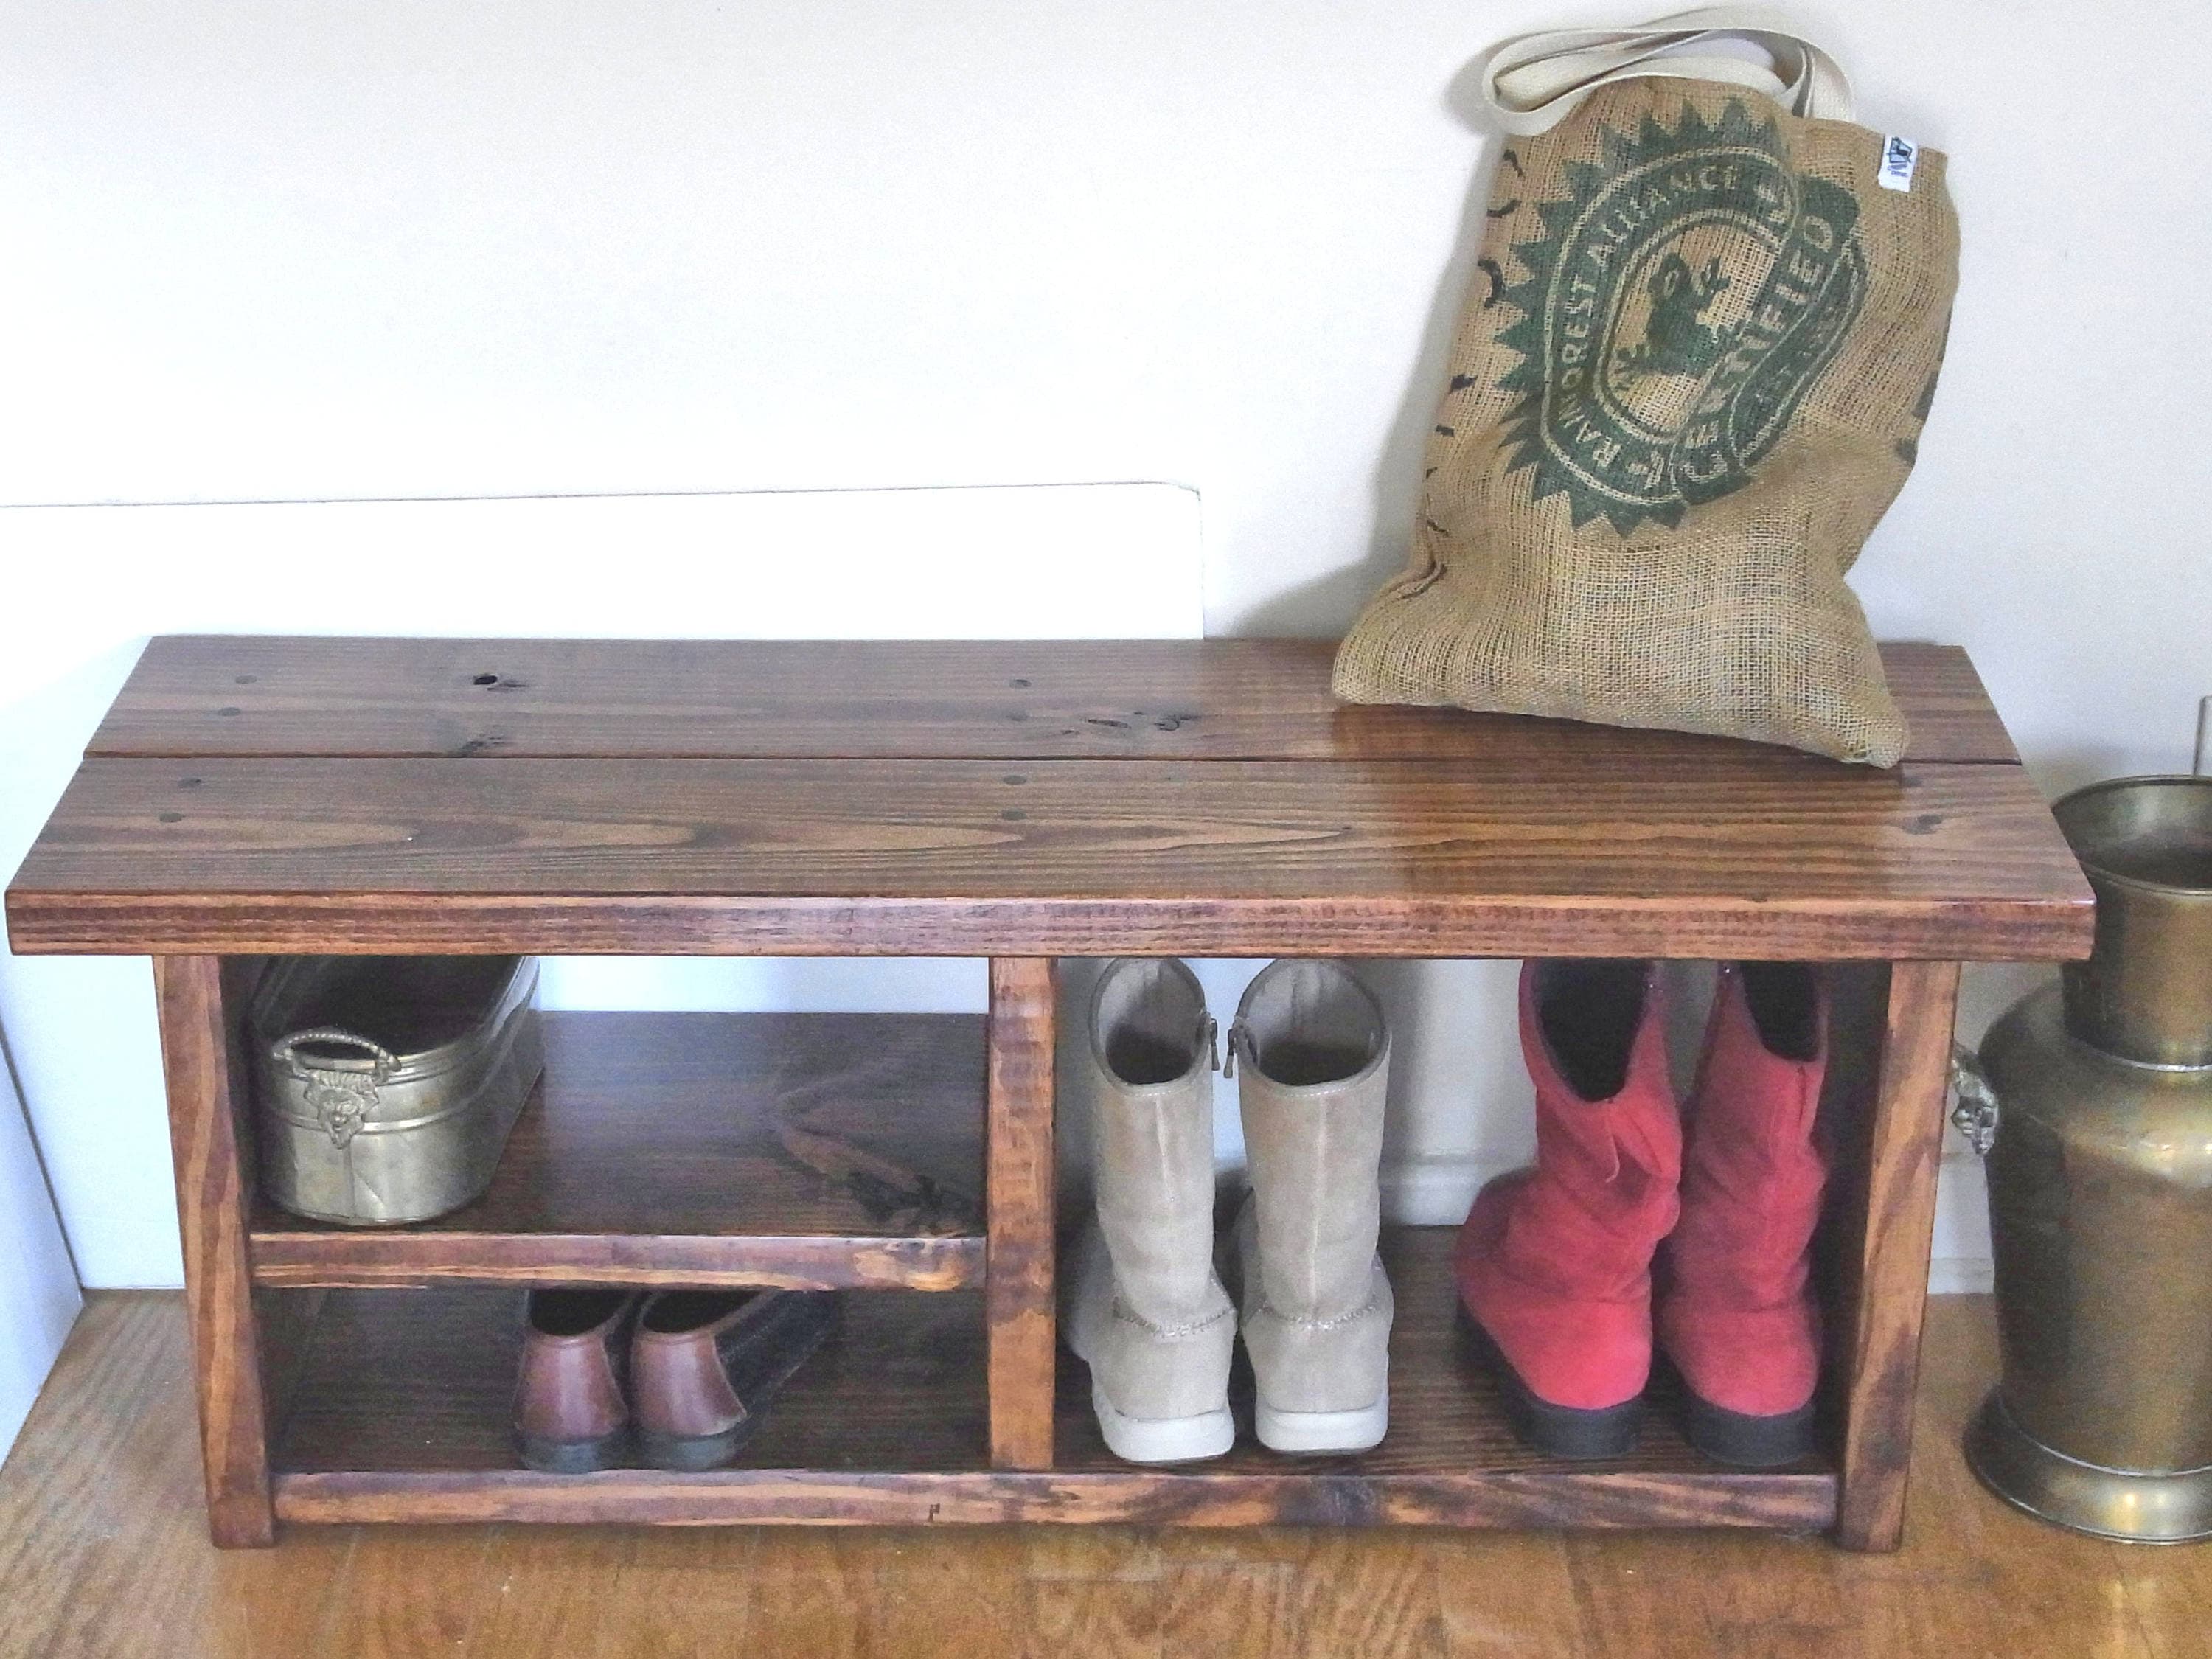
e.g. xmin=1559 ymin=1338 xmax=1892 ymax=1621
xmin=6 ymin=1 xmax=2210 ymax=1293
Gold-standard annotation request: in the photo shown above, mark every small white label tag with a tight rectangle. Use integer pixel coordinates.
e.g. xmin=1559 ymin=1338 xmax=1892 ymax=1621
xmin=1878 ymin=135 xmax=1920 ymax=192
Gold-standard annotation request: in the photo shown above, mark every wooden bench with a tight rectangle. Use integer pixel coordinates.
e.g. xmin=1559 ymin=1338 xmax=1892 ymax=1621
xmin=4 ymin=636 xmax=2091 ymax=1551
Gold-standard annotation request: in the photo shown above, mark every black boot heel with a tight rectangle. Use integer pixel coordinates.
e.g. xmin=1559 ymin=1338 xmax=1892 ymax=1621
xmin=1458 ymin=1306 xmax=1644 ymax=1461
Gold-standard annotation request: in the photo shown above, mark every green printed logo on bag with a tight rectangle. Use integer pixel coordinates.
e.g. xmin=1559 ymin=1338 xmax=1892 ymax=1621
xmin=1335 ymin=10 xmax=1960 ymax=767
xmin=1499 ymin=101 xmax=1866 ymax=534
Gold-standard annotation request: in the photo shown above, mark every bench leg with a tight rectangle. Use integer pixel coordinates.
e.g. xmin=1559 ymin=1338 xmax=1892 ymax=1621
xmin=985 ymin=956 xmax=1057 ymax=1471
xmin=153 ymin=955 xmax=275 ymax=1548
xmin=1832 ymin=960 xmax=1961 ymax=1551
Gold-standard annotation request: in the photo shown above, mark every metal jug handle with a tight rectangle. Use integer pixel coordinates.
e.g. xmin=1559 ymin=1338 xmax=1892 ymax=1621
xmin=271 ymin=1029 xmax=397 ymax=1150
xmin=1950 ymin=1043 xmax=2000 ymax=1156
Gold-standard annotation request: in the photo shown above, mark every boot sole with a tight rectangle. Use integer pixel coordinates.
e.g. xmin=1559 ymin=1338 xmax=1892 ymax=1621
xmin=637 ymin=1419 xmax=764 ymax=1472
xmin=636 ymin=1292 xmax=838 ymax=1472
xmin=516 ymin=1429 xmax=631 ymax=1474
xmin=1459 ymin=1308 xmax=1644 ymax=1461
xmin=1090 ymin=1382 xmax=1236 ymax=1464
xmin=1673 ymin=1377 xmax=1817 ymax=1468
xmin=1254 ymin=1395 xmax=1388 ymax=1455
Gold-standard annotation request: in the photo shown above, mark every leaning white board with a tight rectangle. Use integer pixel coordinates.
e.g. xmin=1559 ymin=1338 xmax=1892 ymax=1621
xmin=0 ymin=1019 xmax=80 ymax=1461
xmin=0 ymin=483 xmax=1203 ymax=1285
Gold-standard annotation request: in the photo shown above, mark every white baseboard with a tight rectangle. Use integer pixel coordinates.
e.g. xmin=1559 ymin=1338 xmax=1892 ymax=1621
xmin=1927 ymin=1257 xmax=1995 ymax=1295
xmin=1378 ymin=1155 xmax=1495 ymax=1227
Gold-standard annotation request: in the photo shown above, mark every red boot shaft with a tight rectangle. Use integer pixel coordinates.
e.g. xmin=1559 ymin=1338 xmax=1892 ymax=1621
xmin=1457 ymin=961 xmax=1682 ymax=1422
xmin=1658 ymin=962 xmax=1829 ymax=1449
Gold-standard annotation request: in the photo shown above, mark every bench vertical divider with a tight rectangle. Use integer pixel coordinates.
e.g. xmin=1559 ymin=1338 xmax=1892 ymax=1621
xmin=1833 ymin=959 xmax=1964 ymax=1551
xmin=985 ymin=956 xmax=1059 ymax=1470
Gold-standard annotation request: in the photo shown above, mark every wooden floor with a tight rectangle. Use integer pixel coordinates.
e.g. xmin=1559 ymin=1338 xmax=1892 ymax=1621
xmin=1 ymin=1295 xmax=2207 ymax=1658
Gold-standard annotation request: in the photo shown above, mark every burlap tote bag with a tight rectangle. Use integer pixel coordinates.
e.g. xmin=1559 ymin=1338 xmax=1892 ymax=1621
xmin=1334 ymin=9 xmax=1958 ymax=765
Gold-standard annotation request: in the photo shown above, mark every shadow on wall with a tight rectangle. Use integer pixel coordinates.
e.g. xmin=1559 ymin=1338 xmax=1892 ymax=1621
xmin=2022 ymin=744 xmax=2174 ymax=812
xmin=1240 ymin=56 xmax=1512 ymax=639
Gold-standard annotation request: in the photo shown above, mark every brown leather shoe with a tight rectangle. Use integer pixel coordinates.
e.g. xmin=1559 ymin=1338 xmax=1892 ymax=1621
xmin=515 ymin=1289 xmax=641 ymax=1472
xmin=631 ymin=1289 xmax=837 ymax=1470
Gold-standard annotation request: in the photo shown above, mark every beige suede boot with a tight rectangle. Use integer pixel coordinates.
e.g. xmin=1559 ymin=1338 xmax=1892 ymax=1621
xmin=1228 ymin=959 xmax=1393 ymax=1454
xmin=1064 ymin=958 xmax=1237 ymax=1464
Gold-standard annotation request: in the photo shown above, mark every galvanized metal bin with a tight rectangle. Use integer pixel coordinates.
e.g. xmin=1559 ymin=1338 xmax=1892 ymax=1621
xmin=251 ymin=956 xmax=543 ymax=1226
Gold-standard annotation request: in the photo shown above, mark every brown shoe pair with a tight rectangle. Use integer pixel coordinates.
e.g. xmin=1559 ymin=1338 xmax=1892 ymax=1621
xmin=514 ymin=1287 xmax=835 ymax=1472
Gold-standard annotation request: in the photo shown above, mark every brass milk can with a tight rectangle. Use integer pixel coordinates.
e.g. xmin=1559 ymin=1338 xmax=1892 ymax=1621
xmin=1957 ymin=776 xmax=2212 ymax=1542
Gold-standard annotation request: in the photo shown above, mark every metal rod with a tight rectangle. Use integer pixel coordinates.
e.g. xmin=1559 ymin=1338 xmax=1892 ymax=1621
xmin=2197 ymin=695 xmax=2211 ymax=776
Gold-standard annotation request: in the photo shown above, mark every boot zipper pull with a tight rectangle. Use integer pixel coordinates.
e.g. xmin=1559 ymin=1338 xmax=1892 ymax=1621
xmin=1204 ymin=1015 xmax=1222 ymax=1074
xmin=1223 ymin=1019 xmax=1245 ymax=1079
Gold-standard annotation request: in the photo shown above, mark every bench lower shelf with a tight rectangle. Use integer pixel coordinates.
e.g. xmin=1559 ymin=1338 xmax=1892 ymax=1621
xmin=266 ymin=1229 xmax=1837 ymax=1533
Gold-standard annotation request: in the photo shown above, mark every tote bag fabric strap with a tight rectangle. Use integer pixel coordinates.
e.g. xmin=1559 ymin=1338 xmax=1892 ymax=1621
xmin=1478 ymin=7 xmax=1853 ymax=136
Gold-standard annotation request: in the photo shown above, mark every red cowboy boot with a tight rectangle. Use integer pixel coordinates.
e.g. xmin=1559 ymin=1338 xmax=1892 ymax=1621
xmin=1456 ymin=960 xmax=1682 ymax=1458
xmin=1657 ymin=962 xmax=1829 ymax=1467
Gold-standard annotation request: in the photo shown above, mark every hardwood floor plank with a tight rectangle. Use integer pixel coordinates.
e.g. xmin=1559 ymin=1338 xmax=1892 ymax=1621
xmin=591 ymin=1530 xmax=757 ymax=1659
xmin=1565 ymin=1532 xmax=1854 ymax=1659
xmin=459 ymin=1528 xmax=639 ymax=1657
xmin=1564 ymin=1540 xmax=1725 ymax=1658
xmin=1158 ymin=1559 xmax=1294 ymax=1656
xmin=2114 ymin=1561 xmax=2212 ymax=1659
xmin=1833 ymin=1297 xmax=2157 ymax=1659
xmin=1430 ymin=1534 xmax=1587 ymax=1658
xmin=1018 ymin=1579 xmax=1161 ymax=1659
xmin=1279 ymin=1534 xmax=1448 ymax=1658
xmin=1021 ymin=1527 xmax=1164 ymax=1583
xmin=316 ymin=1527 xmax=498 ymax=1659
xmin=741 ymin=1531 xmax=1029 ymax=1659
xmin=0 ymin=1293 xmax=344 ymax=1658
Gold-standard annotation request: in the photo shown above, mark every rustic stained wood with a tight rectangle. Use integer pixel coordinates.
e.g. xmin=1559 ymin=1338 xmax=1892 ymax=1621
xmin=1832 ymin=961 xmax=1964 ymax=1552
xmin=271 ymin=1467 xmax=1833 ymax=1531
xmin=262 ymin=1231 xmax=1832 ymax=1531
xmin=87 ymin=636 xmax=2017 ymax=765
xmin=153 ymin=954 xmax=275 ymax=1548
xmin=986 ymin=958 xmax=1059 ymax=1472
xmin=247 ymin=1012 xmax=988 ymax=1292
xmin=0 ymin=636 xmax=2094 ymax=1551
xmin=8 ymin=755 xmax=2086 ymax=959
